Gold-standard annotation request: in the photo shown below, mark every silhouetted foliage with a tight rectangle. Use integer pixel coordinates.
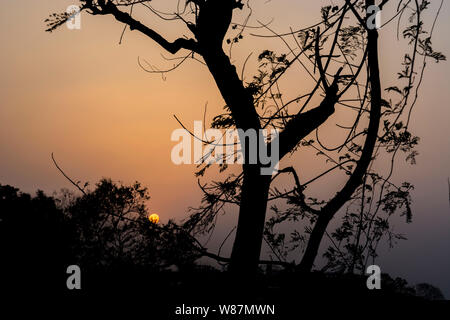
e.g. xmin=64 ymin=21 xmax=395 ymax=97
xmin=45 ymin=1 xmax=446 ymax=275
xmin=61 ymin=179 xmax=202 ymax=271
xmin=0 ymin=184 xmax=69 ymax=289
xmin=61 ymin=179 xmax=150 ymax=268
xmin=0 ymin=180 xmax=201 ymax=290
xmin=415 ymin=283 xmax=445 ymax=301
xmin=2 ymin=181 xmax=447 ymax=308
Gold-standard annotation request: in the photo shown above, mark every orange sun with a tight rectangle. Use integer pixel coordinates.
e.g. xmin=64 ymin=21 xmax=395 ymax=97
xmin=148 ymin=213 xmax=160 ymax=224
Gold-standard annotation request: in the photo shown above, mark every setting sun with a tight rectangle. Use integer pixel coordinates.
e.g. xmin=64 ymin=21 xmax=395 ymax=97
xmin=148 ymin=213 xmax=160 ymax=224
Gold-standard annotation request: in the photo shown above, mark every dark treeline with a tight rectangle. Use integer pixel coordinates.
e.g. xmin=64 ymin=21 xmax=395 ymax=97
xmin=0 ymin=179 xmax=444 ymax=308
xmin=0 ymin=179 xmax=199 ymax=294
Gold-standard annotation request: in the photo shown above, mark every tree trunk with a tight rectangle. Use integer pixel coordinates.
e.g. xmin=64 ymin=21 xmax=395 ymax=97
xmin=202 ymin=47 xmax=270 ymax=273
xmin=229 ymin=165 xmax=271 ymax=273
xmin=297 ymin=213 xmax=332 ymax=272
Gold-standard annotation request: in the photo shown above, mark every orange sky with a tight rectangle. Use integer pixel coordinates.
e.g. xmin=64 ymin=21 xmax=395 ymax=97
xmin=1 ymin=0 xmax=450 ymax=296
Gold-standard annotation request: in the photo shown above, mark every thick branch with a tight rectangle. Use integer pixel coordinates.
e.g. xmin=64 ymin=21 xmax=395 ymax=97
xmin=275 ymin=68 xmax=342 ymax=159
xmin=90 ymin=0 xmax=199 ymax=54
xmin=202 ymin=49 xmax=261 ymax=131
xmin=321 ymin=22 xmax=381 ymax=221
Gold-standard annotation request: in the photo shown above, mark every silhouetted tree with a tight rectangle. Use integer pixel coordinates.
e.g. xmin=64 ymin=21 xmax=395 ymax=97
xmin=58 ymin=178 xmax=200 ymax=271
xmin=0 ymin=180 xmax=202 ymax=290
xmin=415 ymin=283 xmax=445 ymax=300
xmin=46 ymin=0 xmax=445 ymax=274
xmin=0 ymin=184 xmax=69 ymax=289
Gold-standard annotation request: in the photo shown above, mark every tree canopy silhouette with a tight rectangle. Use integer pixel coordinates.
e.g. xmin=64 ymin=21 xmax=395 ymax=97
xmin=0 ymin=179 xmax=205 ymax=291
xmin=46 ymin=0 xmax=445 ymax=274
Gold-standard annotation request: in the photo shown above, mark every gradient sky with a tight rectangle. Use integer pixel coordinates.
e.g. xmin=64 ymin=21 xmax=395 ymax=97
xmin=1 ymin=0 xmax=449 ymax=297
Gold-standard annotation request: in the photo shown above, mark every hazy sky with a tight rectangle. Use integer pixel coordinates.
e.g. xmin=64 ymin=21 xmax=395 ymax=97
xmin=1 ymin=1 xmax=449 ymax=297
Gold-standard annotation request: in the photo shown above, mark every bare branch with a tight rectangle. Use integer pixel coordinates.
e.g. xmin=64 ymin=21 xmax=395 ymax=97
xmin=51 ymin=152 xmax=87 ymax=195
xmin=89 ymin=0 xmax=199 ymax=54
